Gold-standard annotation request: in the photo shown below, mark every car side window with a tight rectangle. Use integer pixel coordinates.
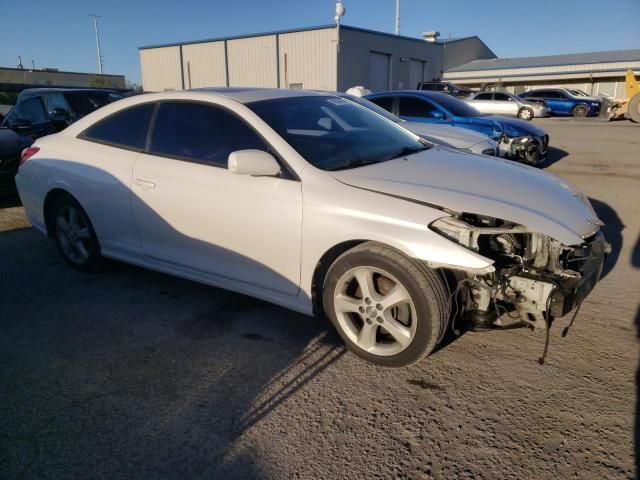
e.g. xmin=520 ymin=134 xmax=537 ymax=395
xmin=81 ymin=103 xmax=155 ymax=150
xmin=494 ymin=93 xmax=511 ymax=101
xmin=367 ymin=97 xmax=394 ymax=113
xmin=46 ymin=93 xmax=74 ymax=117
xmin=475 ymin=93 xmax=493 ymax=101
xmin=398 ymin=96 xmax=439 ymax=118
xmin=149 ymin=102 xmax=268 ymax=167
xmin=5 ymin=97 xmax=48 ymax=125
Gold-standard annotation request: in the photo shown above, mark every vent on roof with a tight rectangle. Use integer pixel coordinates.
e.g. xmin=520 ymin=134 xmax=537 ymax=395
xmin=422 ymin=31 xmax=440 ymax=42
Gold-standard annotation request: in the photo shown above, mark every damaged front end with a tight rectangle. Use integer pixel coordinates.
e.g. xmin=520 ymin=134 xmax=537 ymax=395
xmin=498 ymin=134 xmax=549 ymax=165
xmin=429 ymin=213 xmax=608 ymax=336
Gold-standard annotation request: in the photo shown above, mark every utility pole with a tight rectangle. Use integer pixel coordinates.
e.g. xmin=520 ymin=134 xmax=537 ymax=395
xmin=90 ymin=14 xmax=104 ymax=74
xmin=395 ymin=0 xmax=400 ymax=35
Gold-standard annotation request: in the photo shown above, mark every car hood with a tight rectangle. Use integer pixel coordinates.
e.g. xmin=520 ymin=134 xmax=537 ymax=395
xmin=330 ymin=147 xmax=601 ymax=245
xmin=401 ymin=122 xmax=491 ymax=149
xmin=487 ymin=116 xmax=547 ymax=137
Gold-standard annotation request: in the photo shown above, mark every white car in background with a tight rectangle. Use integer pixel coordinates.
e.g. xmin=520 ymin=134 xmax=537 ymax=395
xmin=338 ymin=92 xmax=499 ymax=156
xmin=15 ymin=88 xmax=606 ymax=367
xmin=465 ymin=91 xmax=550 ymax=120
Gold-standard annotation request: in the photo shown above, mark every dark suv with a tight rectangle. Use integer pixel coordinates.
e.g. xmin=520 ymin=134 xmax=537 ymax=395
xmin=0 ymin=88 xmax=123 ymax=194
xmin=416 ymin=82 xmax=473 ymax=97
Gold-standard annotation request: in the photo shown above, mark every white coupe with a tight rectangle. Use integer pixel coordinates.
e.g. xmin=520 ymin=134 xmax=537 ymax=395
xmin=16 ymin=88 xmax=607 ymax=366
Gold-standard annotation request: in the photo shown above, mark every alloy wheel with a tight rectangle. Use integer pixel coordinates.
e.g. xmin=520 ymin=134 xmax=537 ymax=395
xmin=55 ymin=205 xmax=93 ymax=264
xmin=332 ymin=266 xmax=417 ymax=356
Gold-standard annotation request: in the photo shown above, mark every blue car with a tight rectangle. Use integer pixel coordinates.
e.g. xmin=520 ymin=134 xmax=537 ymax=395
xmin=518 ymin=88 xmax=601 ymax=117
xmin=364 ymin=91 xmax=549 ymax=165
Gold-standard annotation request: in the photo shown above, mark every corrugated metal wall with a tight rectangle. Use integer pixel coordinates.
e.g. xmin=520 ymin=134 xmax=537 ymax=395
xmin=279 ymin=29 xmax=336 ymax=90
xmin=338 ymin=29 xmax=442 ymax=92
xmin=140 ymin=46 xmax=183 ymax=91
xmin=182 ymin=42 xmax=227 ymax=89
xmin=227 ymin=35 xmax=278 ymax=88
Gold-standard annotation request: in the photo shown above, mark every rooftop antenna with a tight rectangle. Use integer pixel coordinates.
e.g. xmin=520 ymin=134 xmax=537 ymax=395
xmin=90 ymin=14 xmax=104 ymax=74
xmin=395 ymin=0 xmax=400 ymax=35
xmin=335 ymin=1 xmax=346 ymax=51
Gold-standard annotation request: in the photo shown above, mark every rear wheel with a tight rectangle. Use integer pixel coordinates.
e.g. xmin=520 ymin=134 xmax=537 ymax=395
xmin=322 ymin=242 xmax=449 ymax=367
xmin=572 ymin=104 xmax=589 ymax=117
xmin=52 ymin=195 xmax=102 ymax=271
xmin=517 ymin=107 xmax=534 ymax=120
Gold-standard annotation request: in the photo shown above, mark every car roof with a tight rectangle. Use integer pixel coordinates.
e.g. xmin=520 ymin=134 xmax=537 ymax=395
xmin=367 ymin=90 xmax=450 ymax=100
xmin=18 ymin=88 xmax=122 ymax=100
xmin=191 ymin=87 xmax=326 ymax=104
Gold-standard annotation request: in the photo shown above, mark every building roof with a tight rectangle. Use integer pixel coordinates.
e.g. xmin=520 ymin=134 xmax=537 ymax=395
xmin=138 ymin=24 xmax=488 ymax=50
xmin=446 ymin=49 xmax=640 ymax=72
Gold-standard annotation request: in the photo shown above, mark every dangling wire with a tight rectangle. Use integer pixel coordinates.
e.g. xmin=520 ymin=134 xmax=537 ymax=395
xmin=538 ymin=287 xmax=557 ymax=365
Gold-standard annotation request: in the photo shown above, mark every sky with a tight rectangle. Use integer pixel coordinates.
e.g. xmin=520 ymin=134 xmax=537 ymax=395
xmin=2 ymin=0 xmax=639 ymax=85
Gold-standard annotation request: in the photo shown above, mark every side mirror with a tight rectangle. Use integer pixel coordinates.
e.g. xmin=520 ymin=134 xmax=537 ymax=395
xmin=431 ymin=110 xmax=445 ymax=120
xmin=228 ymin=150 xmax=281 ymax=176
xmin=51 ymin=107 xmax=70 ymax=122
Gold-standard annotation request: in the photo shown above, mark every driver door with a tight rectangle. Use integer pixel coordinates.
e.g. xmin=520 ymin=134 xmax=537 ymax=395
xmin=131 ymin=101 xmax=302 ymax=296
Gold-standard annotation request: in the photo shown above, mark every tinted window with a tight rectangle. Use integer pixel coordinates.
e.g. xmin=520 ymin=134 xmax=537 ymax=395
xmin=399 ymin=96 xmax=440 ymax=118
xmin=494 ymin=93 xmax=512 ymax=101
xmin=343 ymin=95 xmax=399 ymax=123
xmin=368 ymin=96 xmax=394 ymax=113
xmin=248 ymin=96 xmax=429 ymax=171
xmin=65 ymin=92 xmax=121 ymax=118
xmin=149 ymin=102 xmax=267 ymax=167
xmin=45 ymin=93 xmax=72 ymax=116
xmin=475 ymin=93 xmax=493 ymax=100
xmin=5 ymin=97 xmax=48 ymax=125
xmin=82 ymin=103 xmax=155 ymax=149
xmin=426 ymin=93 xmax=482 ymax=117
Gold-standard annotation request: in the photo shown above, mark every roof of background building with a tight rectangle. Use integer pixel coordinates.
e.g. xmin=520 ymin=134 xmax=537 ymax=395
xmin=446 ymin=49 xmax=640 ymax=72
xmin=139 ymin=24 xmax=492 ymax=52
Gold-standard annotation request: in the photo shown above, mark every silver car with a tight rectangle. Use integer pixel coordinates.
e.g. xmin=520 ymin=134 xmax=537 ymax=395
xmin=465 ymin=91 xmax=550 ymax=120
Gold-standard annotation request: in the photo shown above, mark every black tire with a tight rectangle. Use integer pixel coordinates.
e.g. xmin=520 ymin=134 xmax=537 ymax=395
xmin=572 ymin=104 xmax=589 ymax=117
xmin=322 ymin=242 xmax=449 ymax=367
xmin=517 ymin=107 xmax=534 ymax=121
xmin=628 ymin=94 xmax=640 ymax=123
xmin=51 ymin=194 xmax=103 ymax=271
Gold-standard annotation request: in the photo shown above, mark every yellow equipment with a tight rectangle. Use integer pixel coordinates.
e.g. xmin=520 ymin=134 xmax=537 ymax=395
xmin=601 ymin=70 xmax=640 ymax=122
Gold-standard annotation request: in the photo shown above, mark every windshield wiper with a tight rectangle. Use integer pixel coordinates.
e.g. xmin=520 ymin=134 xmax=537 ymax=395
xmin=326 ymin=158 xmax=383 ymax=171
xmin=385 ymin=145 xmax=430 ymax=160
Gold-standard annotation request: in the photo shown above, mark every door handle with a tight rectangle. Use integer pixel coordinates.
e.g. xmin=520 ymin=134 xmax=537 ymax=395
xmin=133 ymin=178 xmax=156 ymax=189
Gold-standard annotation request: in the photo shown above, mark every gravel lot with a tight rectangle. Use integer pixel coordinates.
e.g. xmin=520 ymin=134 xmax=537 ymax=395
xmin=1 ymin=119 xmax=639 ymax=479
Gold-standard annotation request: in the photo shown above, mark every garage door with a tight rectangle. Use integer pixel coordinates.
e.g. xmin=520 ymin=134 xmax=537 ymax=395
xmin=409 ymin=60 xmax=424 ymax=90
xmin=368 ymin=52 xmax=390 ymax=92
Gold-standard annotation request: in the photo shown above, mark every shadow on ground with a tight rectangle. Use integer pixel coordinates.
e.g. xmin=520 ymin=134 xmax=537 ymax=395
xmin=0 ymin=227 xmax=345 ymax=479
xmin=539 ymin=146 xmax=569 ymax=168
xmin=589 ymin=197 xmax=623 ymax=279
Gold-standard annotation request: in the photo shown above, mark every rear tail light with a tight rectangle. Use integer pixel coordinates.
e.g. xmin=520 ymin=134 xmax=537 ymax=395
xmin=20 ymin=146 xmax=40 ymax=167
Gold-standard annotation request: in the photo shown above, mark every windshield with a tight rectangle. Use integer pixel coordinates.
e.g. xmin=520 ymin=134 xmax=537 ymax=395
xmin=426 ymin=93 xmax=483 ymax=117
xmin=569 ymin=89 xmax=589 ymax=97
xmin=340 ymin=94 xmax=402 ymax=123
xmin=248 ymin=96 xmax=429 ymax=171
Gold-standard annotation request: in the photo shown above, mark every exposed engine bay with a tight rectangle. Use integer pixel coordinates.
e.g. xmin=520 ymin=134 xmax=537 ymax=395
xmin=499 ymin=134 xmax=549 ymax=165
xmin=430 ymin=213 xmax=607 ymax=339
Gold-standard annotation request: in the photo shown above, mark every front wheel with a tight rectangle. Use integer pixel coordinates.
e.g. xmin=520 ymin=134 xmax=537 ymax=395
xmin=517 ymin=107 xmax=534 ymax=120
xmin=52 ymin=195 xmax=103 ymax=271
xmin=322 ymin=242 xmax=449 ymax=367
xmin=572 ymin=104 xmax=589 ymax=117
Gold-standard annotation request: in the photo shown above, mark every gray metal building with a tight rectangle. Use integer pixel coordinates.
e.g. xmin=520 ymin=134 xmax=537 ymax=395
xmin=139 ymin=25 xmax=495 ymax=92
xmin=442 ymin=49 xmax=640 ymax=97
xmin=0 ymin=66 xmax=126 ymax=92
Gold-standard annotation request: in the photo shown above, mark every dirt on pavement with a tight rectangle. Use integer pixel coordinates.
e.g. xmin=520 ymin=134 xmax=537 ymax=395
xmin=0 ymin=119 xmax=638 ymax=479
